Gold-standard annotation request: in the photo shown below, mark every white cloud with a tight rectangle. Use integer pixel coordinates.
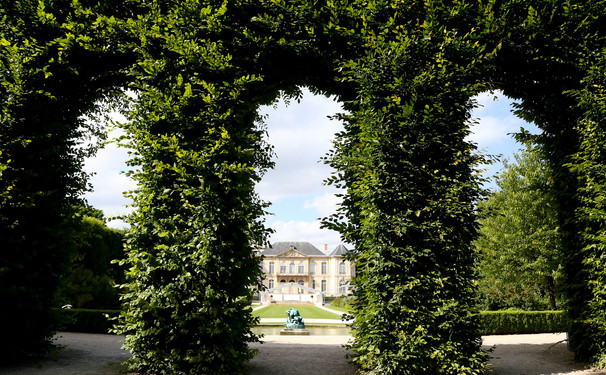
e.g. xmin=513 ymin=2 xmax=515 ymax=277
xmin=83 ymin=130 xmax=135 ymax=227
xmin=83 ymin=90 xmax=539 ymax=239
xmin=256 ymin=89 xmax=344 ymax=202
xmin=467 ymin=115 xmax=526 ymax=147
xmin=303 ymin=191 xmax=342 ymax=217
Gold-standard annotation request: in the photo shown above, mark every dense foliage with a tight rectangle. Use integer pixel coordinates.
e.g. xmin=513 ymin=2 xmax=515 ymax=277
xmin=476 ymin=144 xmax=562 ymax=311
xmin=324 ymin=2 xmax=491 ymax=372
xmin=1 ymin=0 xmax=605 ymax=373
xmin=0 ymin=1 xmax=127 ymax=361
xmin=56 ymin=214 xmax=125 ymax=309
xmin=479 ymin=310 xmax=567 ymax=335
xmin=565 ymin=52 xmax=606 ymax=365
xmin=111 ymin=3 xmax=277 ymax=373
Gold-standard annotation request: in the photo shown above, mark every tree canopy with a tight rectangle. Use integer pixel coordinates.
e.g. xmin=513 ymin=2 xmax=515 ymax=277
xmin=476 ymin=143 xmax=562 ymax=311
xmin=1 ymin=0 xmax=605 ymax=373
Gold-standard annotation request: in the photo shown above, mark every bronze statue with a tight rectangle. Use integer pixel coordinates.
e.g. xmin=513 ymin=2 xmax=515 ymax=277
xmin=284 ymin=307 xmax=305 ymax=329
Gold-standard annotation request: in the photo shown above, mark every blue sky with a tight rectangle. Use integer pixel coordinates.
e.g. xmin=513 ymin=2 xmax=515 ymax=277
xmin=83 ymin=89 xmax=538 ymax=252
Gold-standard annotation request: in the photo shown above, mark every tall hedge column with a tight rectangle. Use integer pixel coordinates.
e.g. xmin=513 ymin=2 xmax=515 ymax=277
xmin=0 ymin=2 xmax=129 ymax=360
xmin=114 ymin=24 xmax=273 ymax=372
xmin=326 ymin=4 xmax=488 ymax=373
xmin=565 ymin=53 xmax=606 ymax=365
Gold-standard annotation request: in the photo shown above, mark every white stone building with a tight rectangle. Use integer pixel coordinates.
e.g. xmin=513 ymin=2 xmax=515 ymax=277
xmin=258 ymin=242 xmax=354 ymax=304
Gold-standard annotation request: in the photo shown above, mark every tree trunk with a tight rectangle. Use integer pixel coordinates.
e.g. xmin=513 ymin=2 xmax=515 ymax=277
xmin=546 ymin=276 xmax=557 ymax=310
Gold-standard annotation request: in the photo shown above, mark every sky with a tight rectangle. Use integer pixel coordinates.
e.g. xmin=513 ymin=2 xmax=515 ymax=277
xmin=83 ymin=89 xmax=539 ymax=253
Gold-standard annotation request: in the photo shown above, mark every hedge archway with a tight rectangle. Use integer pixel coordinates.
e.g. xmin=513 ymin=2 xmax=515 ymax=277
xmin=1 ymin=1 xmax=605 ymax=374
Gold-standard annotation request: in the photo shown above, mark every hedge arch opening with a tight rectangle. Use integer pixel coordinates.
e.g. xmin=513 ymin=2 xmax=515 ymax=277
xmin=1 ymin=1 xmax=605 ymax=374
xmin=254 ymin=88 xmax=345 ymax=245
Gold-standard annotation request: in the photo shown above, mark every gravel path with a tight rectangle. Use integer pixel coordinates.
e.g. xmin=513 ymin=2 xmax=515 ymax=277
xmin=2 ymin=332 xmax=606 ymax=375
xmin=0 ymin=333 xmax=129 ymax=375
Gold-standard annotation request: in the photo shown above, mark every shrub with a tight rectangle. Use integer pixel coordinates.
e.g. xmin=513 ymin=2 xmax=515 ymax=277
xmin=57 ymin=308 xmax=120 ymax=334
xmin=479 ymin=310 xmax=568 ymax=335
xmin=331 ymin=296 xmax=355 ymax=309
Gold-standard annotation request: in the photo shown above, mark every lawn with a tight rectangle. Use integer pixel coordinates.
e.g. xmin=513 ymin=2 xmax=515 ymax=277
xmin=252 ymin=305 xmax=342 ymax=320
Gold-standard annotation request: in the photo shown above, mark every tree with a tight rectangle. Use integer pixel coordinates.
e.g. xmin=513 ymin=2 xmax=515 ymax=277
xmin=476 ymin=143 xmax=562 ymax=310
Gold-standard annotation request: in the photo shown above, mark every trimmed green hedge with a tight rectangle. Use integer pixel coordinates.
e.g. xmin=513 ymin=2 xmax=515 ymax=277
xmin=480 ymin=310 xmax=568 ymax=335
xmin=56 ymin=308 xmax=120 ymax=334
xmin=54 ymin=308 xmax=566 ymax=336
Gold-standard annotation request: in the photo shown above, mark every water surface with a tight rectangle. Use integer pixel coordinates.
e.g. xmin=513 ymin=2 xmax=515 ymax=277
xmin=253 ymin=326 xmax=351 ymax=336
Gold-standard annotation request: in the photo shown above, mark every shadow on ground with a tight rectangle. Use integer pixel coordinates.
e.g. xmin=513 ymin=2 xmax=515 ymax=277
xmin=482 ymin=334 xmax=606 ymax=375
xmin=248 ymin=342 xmax=356 ymax=375
xmin=2 ymin=332 xmax=606 ymax=375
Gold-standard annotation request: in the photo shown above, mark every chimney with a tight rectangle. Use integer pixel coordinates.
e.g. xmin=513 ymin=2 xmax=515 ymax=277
xmin=324 ymin=244 xmax=328 ymax=252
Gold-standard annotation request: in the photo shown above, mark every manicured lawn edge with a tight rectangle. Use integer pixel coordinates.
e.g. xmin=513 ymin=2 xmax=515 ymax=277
xmin=55 ymin=308 xmax=568 ymax=335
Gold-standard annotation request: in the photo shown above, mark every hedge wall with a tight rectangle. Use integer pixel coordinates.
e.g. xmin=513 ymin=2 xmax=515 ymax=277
xmin=56 ymin=309 xmax=567 ymax=336
xmin=480 ymin=311 xmax=568 ymax=335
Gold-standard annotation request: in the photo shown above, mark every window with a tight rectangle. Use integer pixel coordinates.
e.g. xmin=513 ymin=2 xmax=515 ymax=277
xmin=289 ymin=262 xmax=295 ymax=274
xmin=321 ymin=280 xmax=327 ymax=292
xmin=269 ymin=279 xmax=274 ymax=289
xmin=280 ymin=279 xmax=286 ymax=285
xmin=321 ymin=262 xmax=327 ymax=274
xmin=298 ymin=280 xmax=304 ymax=293
xmin=269 ymin=261 xmax=274 ymax=274
xmin=339 ymin=280 xmax=347 ymax=294
xmin=280 ymin=262 xmax=286 ymax=274
xmin=310 ymin=262 xmax=316 ymax=274
xmin=339 ymin=261 xmax=346 ymax=274
xmin=311 ymin=280 xmax=316 ymax=289
xmin=298 ymin=263 xmax=304 ymax=274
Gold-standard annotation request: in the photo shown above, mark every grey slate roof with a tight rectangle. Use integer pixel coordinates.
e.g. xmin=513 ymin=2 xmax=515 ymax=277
xmin=329 ymin=244 xmax=349 ymax=256
xmin=262 ymin=241 xmax=326 ymax=256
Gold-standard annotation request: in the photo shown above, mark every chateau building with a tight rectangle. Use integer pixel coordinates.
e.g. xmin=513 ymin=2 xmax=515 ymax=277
xmin=259 ymin=241 xmax=354 ymax=298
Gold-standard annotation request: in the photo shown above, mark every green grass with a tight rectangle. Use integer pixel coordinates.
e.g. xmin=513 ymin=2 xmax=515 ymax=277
xmin=252 ymin=305 xmax=342 ymax=319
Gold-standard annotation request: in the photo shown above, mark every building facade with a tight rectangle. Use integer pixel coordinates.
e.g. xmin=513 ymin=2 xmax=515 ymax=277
xmin=259 ymin=241 xmax=354 ymax=297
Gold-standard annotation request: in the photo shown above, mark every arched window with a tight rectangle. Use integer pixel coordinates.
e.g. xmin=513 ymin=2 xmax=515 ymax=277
xmin=321 ymin=280 xmax=327 ymax=292
xmin=298 ymin=280 xmax=304 ymax=293
xmin=289 ymin=262 xmax=295 ymax=274
xmin=339 ymin=261 xmax=346 ymax=274
xmin=280 ymin=262 xmax=286 ymax=274
xmin=310 ymin=262 xmax=316 ymax=274
xmin=339 ymin=280 xmax=347 ymax=294
xmin=298 ymin=263 xmax=304 ymax=274
xmin=269 ymin=279 xmax=274 ymax=289
xmin=280 ymin=279 xmax=286 ymax=285
xmin=269 ymin=261 xmax=275 ymax=274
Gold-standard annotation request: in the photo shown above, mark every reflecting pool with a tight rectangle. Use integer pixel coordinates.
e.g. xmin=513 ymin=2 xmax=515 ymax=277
xmin=253 ymin=326 xmax=351 ymax=336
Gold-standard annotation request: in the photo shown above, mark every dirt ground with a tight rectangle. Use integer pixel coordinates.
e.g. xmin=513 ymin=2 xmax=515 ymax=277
xmin=1 ymin=332 xmax=606 ymax=375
